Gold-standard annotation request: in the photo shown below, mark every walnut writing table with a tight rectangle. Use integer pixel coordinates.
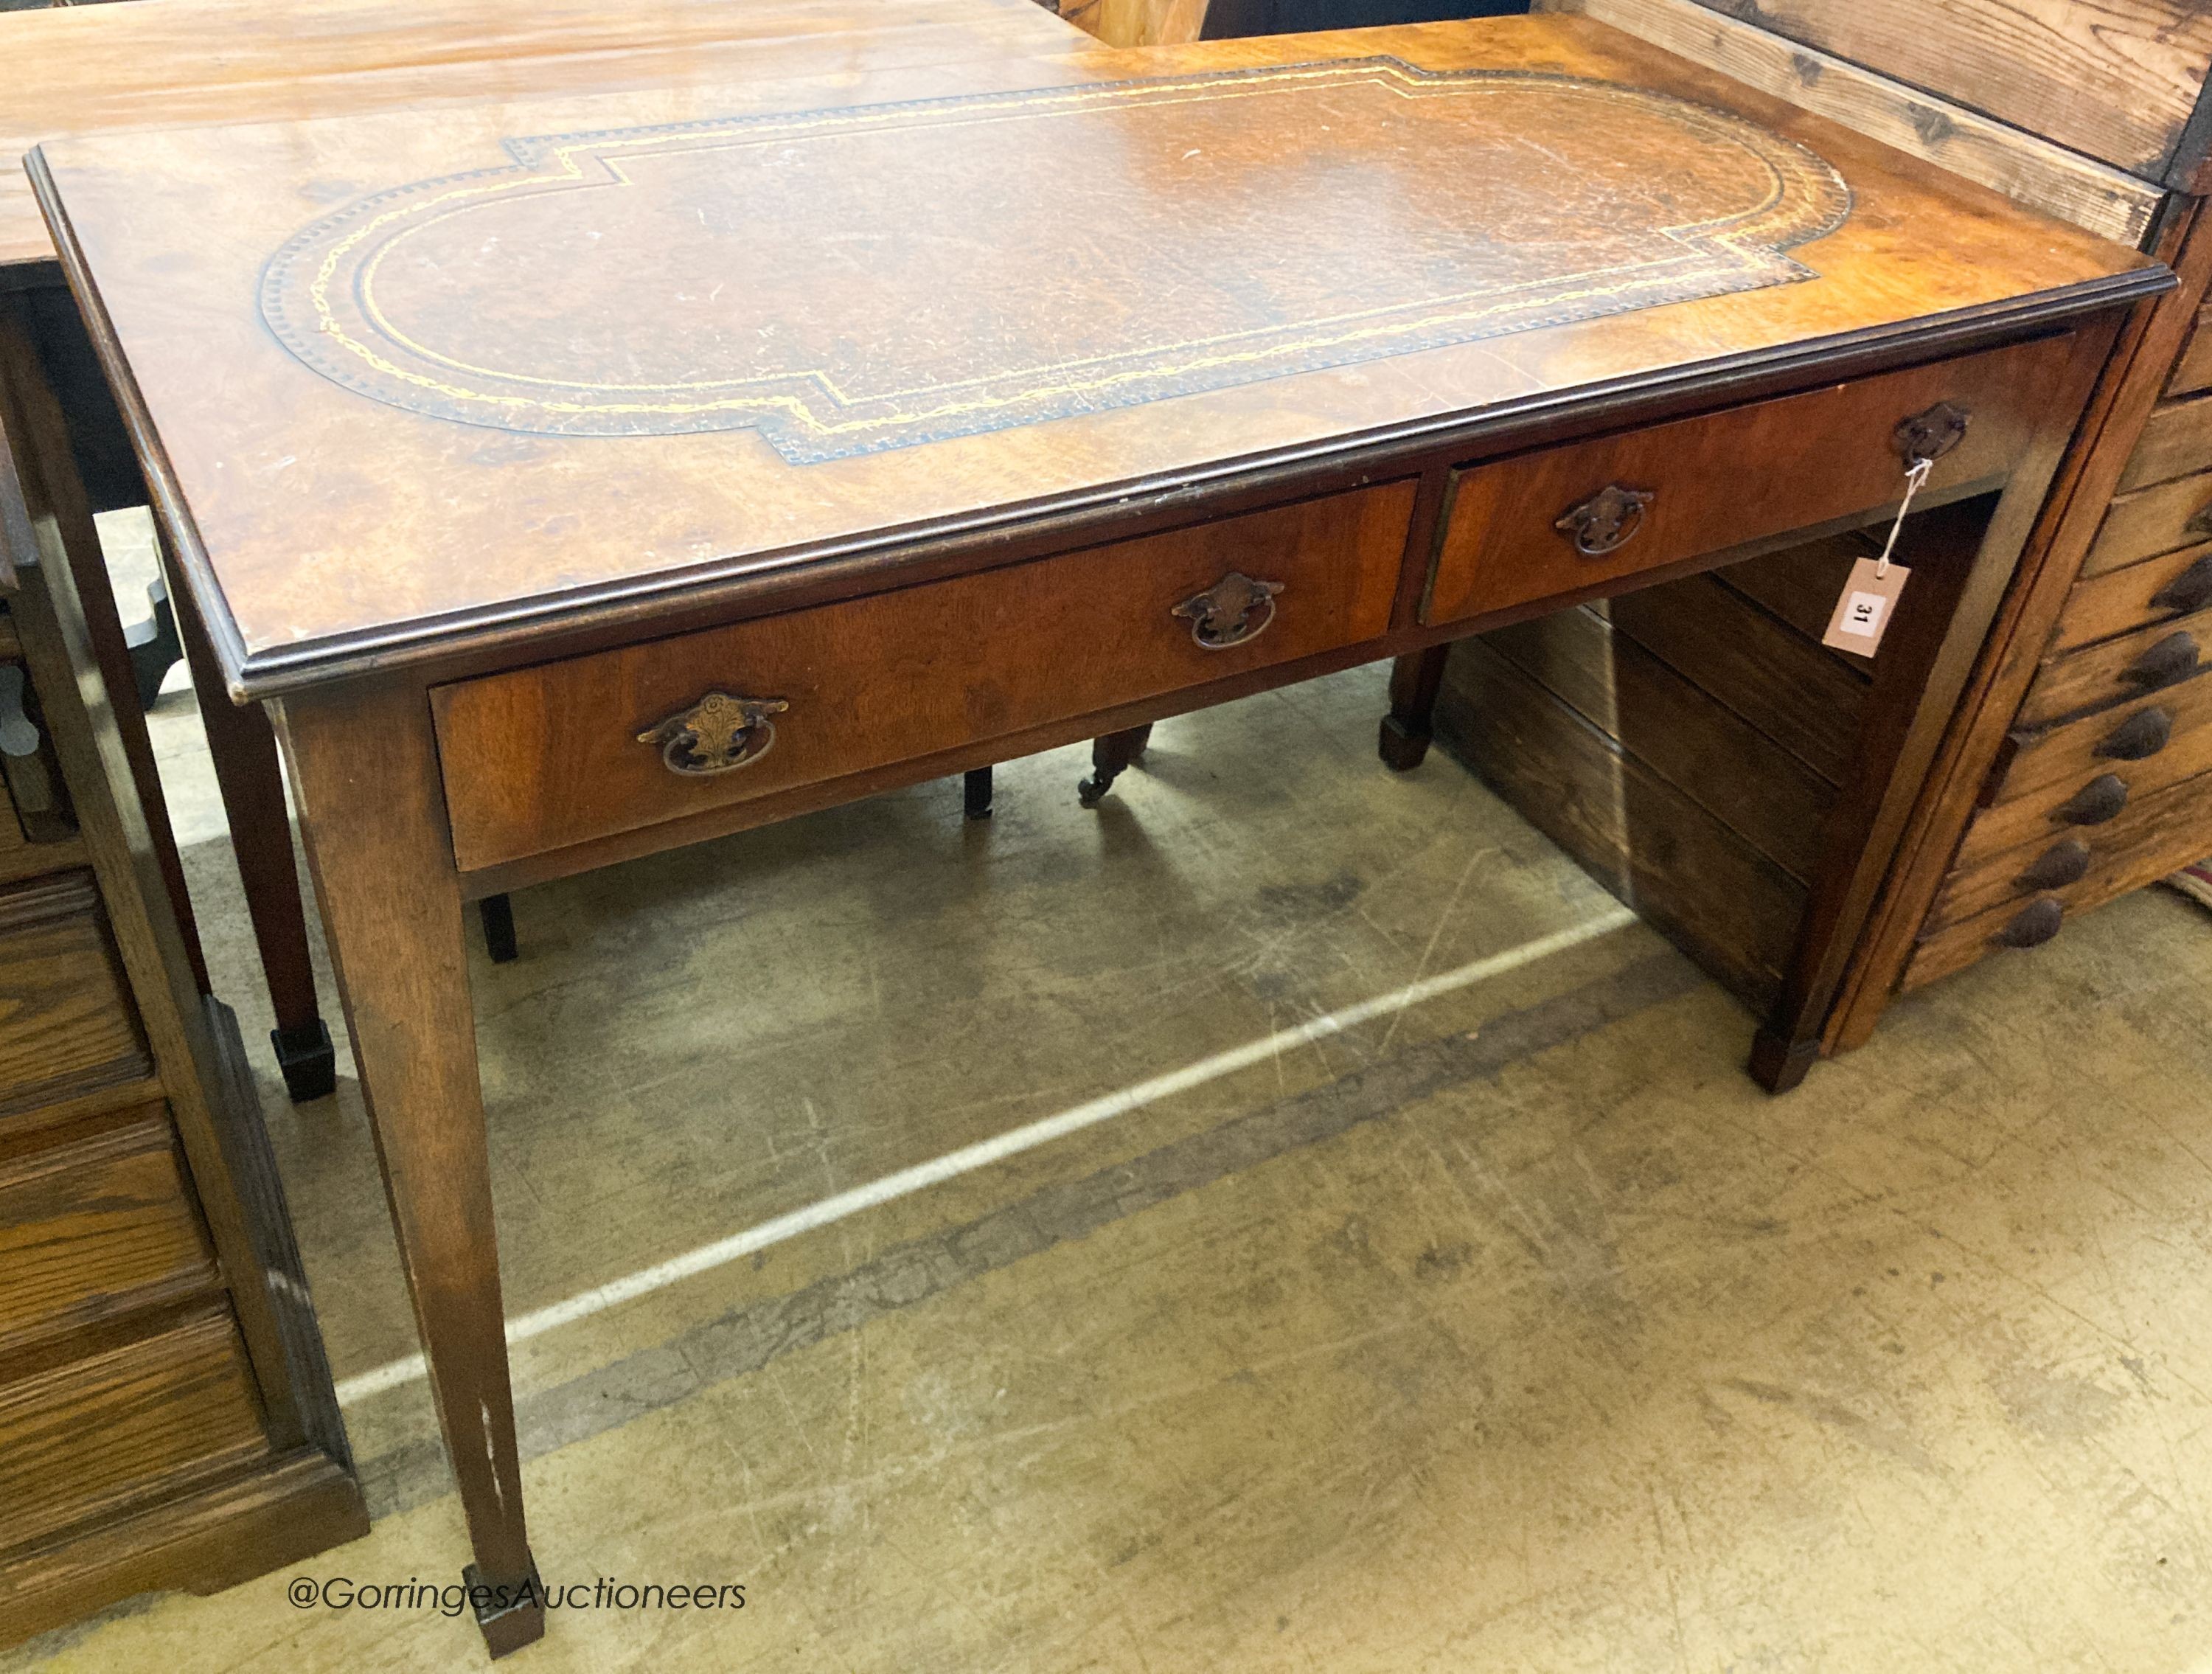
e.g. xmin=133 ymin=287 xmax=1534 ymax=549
xmin=25 ymin=14 xmax=2167 ymax=1655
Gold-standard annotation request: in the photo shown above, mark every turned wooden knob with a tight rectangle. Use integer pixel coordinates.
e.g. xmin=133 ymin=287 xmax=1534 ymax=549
xmin=1990 ymin=897 xmax=2064 ymax=950
xmin=2152 ymin=555 xmax=2212 ymax=615
xmin=2053 ymin=773 xmax=2129 ymax=826
xmin=2121 ymin=631 xmax=2200 ymax=692
xmin=2014 ymin=840 xmax=2091 ymax=894
xmin=2094 ymin=706 xmax=2174 ymax=761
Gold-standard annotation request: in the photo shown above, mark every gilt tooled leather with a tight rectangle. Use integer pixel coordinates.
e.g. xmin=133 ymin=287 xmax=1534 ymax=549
xmin=260 ymin=58 xmax=1851 ymax=462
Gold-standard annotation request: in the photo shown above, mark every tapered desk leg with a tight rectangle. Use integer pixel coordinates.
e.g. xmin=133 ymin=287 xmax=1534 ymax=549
xmin=275 ymin=680 xmax=541 ymax=1658
xmin=164 ymin=545 xmax=335 ymax=1102
xmin=1380 ymin=645 xmax=1451 ymax=771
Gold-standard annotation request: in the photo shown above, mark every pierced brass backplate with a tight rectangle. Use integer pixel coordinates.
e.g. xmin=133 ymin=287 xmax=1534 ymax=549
xmin=1555 ymin=483 xmax=1655 ymax=556
xmin=637 ymin=690 xmax=789 ymax=776
xmin=1172 ymin=572 xmax=1285 ymax=650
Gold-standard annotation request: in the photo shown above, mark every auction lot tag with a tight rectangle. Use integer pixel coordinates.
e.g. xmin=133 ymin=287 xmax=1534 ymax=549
xmin=1822 ymin=556 xmax=1909 ymax=656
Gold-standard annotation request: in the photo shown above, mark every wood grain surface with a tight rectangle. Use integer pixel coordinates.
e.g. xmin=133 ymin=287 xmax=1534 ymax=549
xmin=1544 ymin=0 xmax=2163 ymax=244
xmin=0 ymin=1307 xmax=269 ymax=1553
xmin=2055 ymin=540 xmax=2212 ymax=650
xmin=433 ymin=484 xmax=1411 ymax=869
xmin=1478 ymin=600 xmax=1835 ymax=881
xmin=0 ymin=1108 xmax=218 ymax=1357
xmin=2084 ymin=468 xmax=2212 ymax=576
xmin=1424 ymin=337 xmax=2063 ymax=625
xmin=2118 ymin=392 xmax=2212 ymax=493
xmin=1682 ymin=0 xmax=2212 ymax=181
xmin=28 ymin=16 xmax=2161 ymax=697
xmin=0 ymin=871 xmax=150 ymax=1117
xmin=1436 ymin=635 xmax=1807 ymax=1009
xmin=0 ymin=0 xmax=1082 ymax=271
xmin=1988 ymin=672 xmax=2212 ymax=805
xmin=2020 ymin=610 xmax=2212 ymax=728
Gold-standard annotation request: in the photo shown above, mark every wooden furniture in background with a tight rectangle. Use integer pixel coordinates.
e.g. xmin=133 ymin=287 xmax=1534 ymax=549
xmin=31 ymin=14 xmax=2159 ymax=1652
xmin=1427 ymin=0 xmax=2212 ymax=1054
xmin=0 ymin=305 xmax=363 ymax=1647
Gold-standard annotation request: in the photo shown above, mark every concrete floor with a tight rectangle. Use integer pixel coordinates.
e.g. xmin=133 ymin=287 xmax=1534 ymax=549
xmin=12 ymin=512 xmax=2212 ymax=1670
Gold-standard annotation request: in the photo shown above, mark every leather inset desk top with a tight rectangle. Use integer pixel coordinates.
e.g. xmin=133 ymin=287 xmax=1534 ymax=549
xmin=25 ymin=20 xmax=2161 ymax=691
xmin=259 ymin=59 xmax=1851 ymax=461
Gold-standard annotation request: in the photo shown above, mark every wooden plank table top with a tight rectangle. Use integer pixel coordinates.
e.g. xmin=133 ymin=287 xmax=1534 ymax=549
xmin=0 ymin=0 xmax=1082 ymax=273
xmin=29 ymin=15 xmax=2161 ymax=700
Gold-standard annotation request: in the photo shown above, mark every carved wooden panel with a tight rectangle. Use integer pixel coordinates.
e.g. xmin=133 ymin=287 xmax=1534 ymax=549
xmin=260 ymin=58 xmax=1850 ymax=461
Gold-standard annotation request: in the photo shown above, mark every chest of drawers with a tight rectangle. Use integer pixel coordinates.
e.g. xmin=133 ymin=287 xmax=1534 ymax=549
xmin=0 ymin=350 xmax=364 ymax=1647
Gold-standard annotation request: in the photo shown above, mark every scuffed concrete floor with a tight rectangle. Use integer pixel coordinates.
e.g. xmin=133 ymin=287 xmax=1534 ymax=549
xmin=12 ymin=513 xmax=2212 ymax=1670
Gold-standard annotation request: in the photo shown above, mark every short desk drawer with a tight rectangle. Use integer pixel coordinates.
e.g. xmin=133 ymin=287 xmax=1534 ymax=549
xmin=434 ymin=485 xmax=1414 ymax=870
xmin=1421 ymin=339 xmax=2062 ymax=627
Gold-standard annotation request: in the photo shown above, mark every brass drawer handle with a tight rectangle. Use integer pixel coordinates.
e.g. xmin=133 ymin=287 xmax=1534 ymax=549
xmin=637 ymin=690 xmax=788 ymax=776
xmin=1555 ymin=484 xmax=1654 ymax=557
xmin=2095 ymin=706 xmax=2173 ymax=761
xmin=2053 ymin=773 xmax=2129 ymax=826
xmin=2152 ymin=555 xmax=2212 ymax=615
xmin=2014 ymin=840 xmax=2090 ymax=894
xmin=1990 ymin=897 xmax=2063 ymax=951
xmin=1173 ymin=572 xmax=1284 ymax=650
xmin=2121 ymin=631 xmax=2200 ymax=692
xmin=1893 ymin=400 xmax=1970 ymax=466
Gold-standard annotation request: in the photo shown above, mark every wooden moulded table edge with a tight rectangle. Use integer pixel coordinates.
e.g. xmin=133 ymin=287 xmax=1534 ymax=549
xmin=24 ymin=131 xmax=2173 ymax=704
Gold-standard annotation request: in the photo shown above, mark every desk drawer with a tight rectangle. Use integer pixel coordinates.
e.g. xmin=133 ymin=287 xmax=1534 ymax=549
xmin=0 ymin=873 xmax=152 ymax=1119
xmin=1910 ymin=768 xmax=2212 ymax=988
xmin=435 ymin=485 xmax=1413 ymax=870
xmin=1983 ymin=673 xmax=2212 ymax=807
xmin=0 ymin=1306 xmax=270 ymax=1552
xmin=2083 ymin=471 xmax=2212 ymax=578
xmin=2053 ymin=542 xmax=2212 ymax=653
xmin=2020 ymin=611 xmax=2211 ymax=728
xmin=0 ymin=1110 xmax=216 ymax=1357
xmin=1926 ymin=766 xmax=2212 ymax=933
xmin=1421 ymin=339 xmax=2061 ymax=627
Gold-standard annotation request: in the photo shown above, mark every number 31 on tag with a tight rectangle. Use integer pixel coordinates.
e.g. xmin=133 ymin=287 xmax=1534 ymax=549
xmin=1821 ymin=555 xmax=1908 ymax=656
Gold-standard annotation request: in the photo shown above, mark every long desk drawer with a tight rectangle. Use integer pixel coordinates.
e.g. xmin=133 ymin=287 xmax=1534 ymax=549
xmin=1420 ymin=338 xmax=2064 ymax=627
xmin=434 ymin=485 xmax=1414 ymax=870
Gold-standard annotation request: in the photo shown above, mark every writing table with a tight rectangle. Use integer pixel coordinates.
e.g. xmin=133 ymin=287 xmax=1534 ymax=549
xmin=27 ymin=13 xmax=2166 ymax=1654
